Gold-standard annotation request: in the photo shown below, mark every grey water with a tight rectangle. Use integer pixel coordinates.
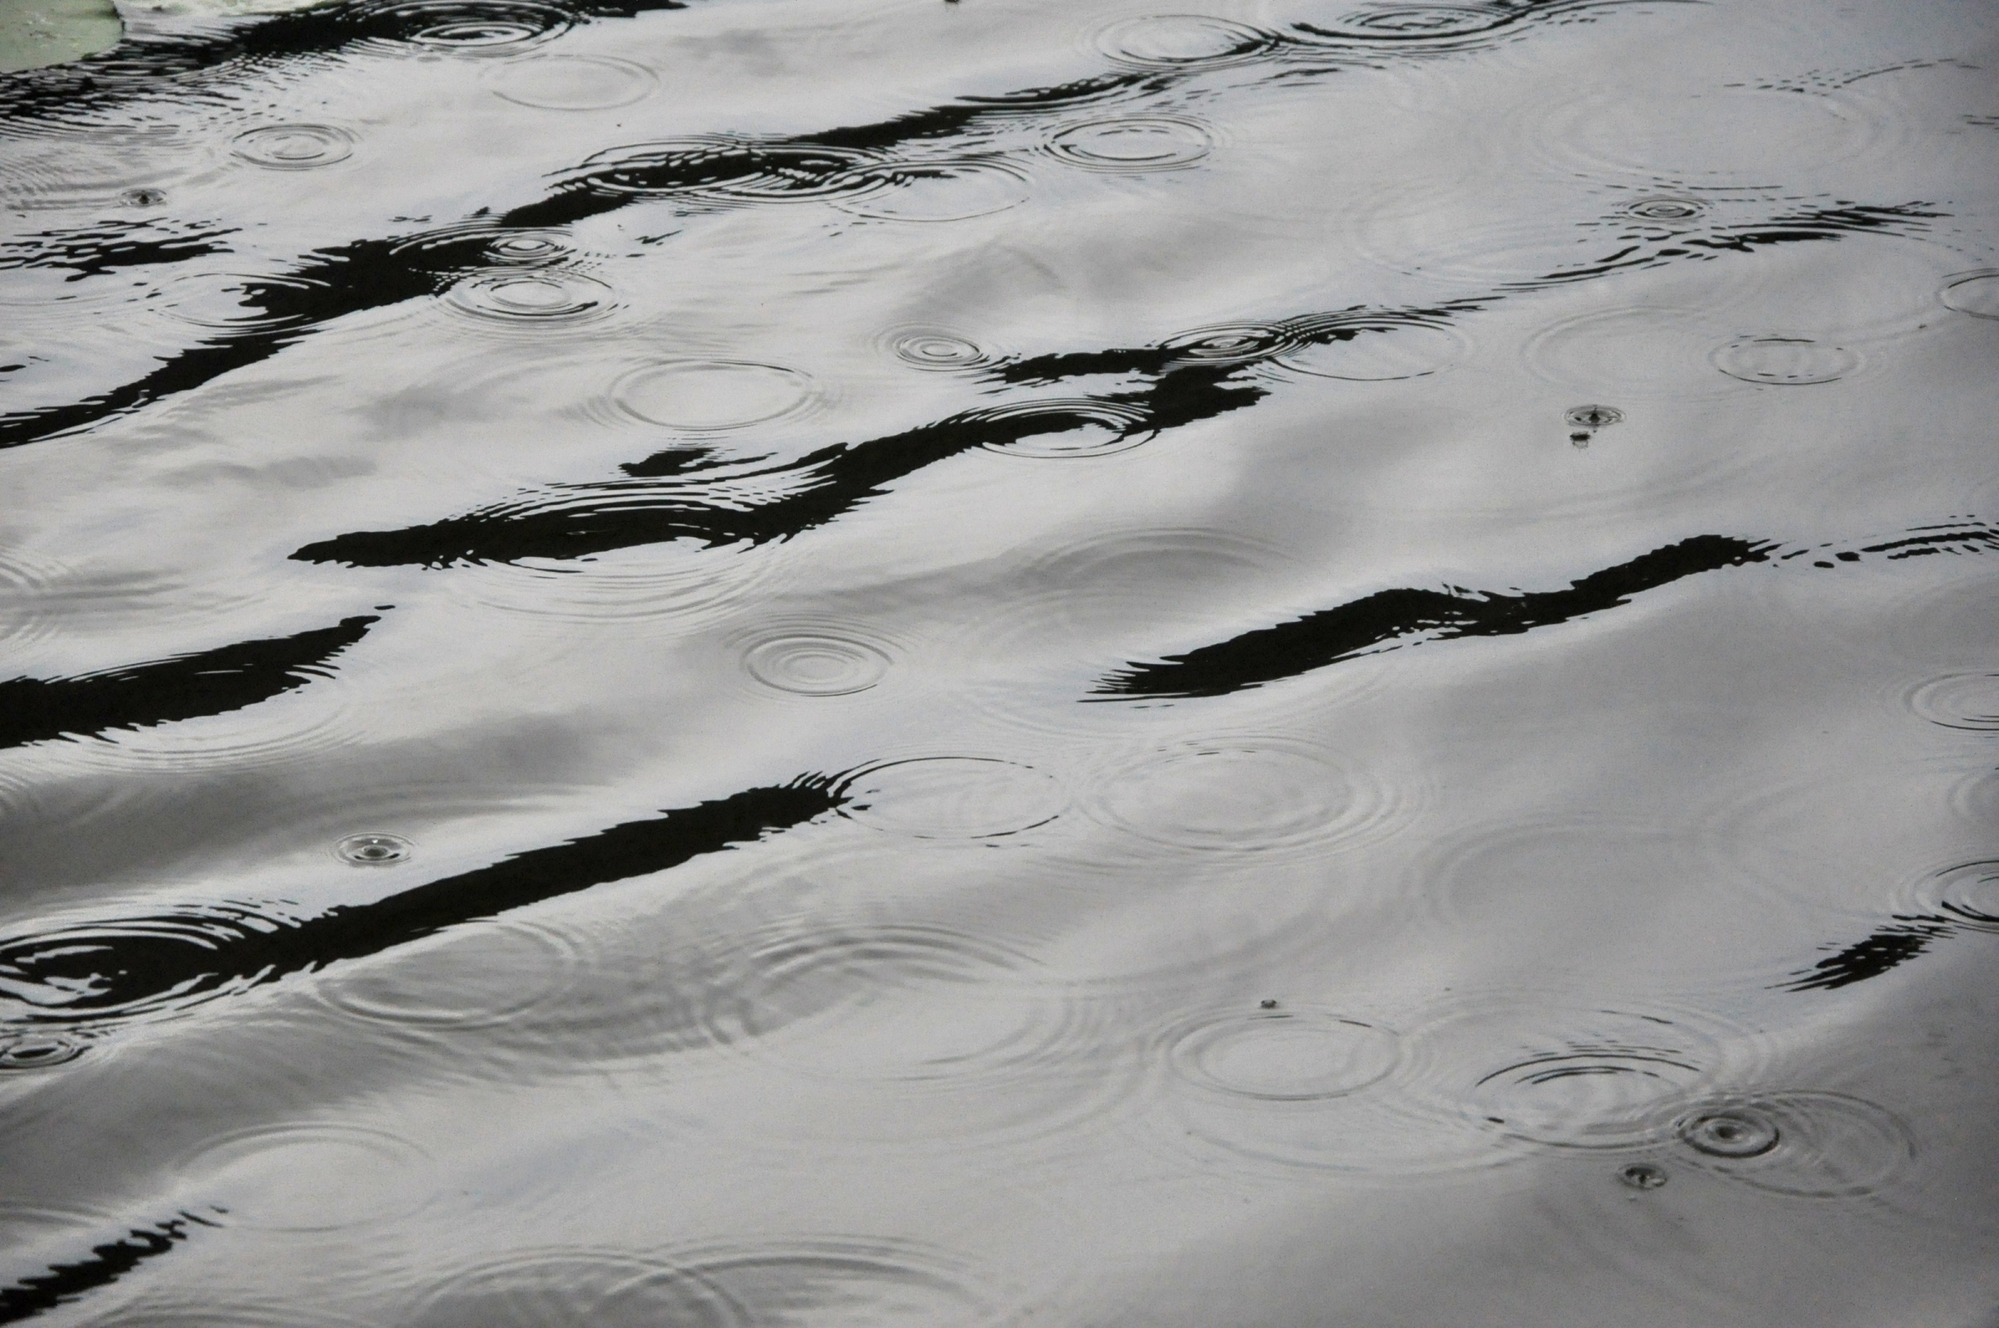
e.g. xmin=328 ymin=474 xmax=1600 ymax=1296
xmin=1 ymin=0 xmax=1998 ymax=1321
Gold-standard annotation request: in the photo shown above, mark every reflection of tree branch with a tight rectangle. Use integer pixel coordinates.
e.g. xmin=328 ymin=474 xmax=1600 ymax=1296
xmin=0 ymin=1210 xmax=221 ymax=1325
xmin=0 ymin=778 xmax=842 ymax=1028
xmin=0 ymin=615 xmax=377 ymax=750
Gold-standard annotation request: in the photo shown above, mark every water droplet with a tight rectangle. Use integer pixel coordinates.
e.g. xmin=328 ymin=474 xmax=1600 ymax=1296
xmin=882 ymin=326 xmax=995 ymax=371
xmin=1681 ymin=1106 xmax=1780 ymax=1157
xmin=1619 ymin=1162 xmax=1669 ymax=1189
xmin=834 ymin=757 xmax=1069 ymax=840
xmin=1046 ymin=116 xmax=1214 ymax=172
xmin=967 ymin=399 xmax=1154 ymax=459
xmin=1095 ymin=14 xmax=1274 ymax=67
xmin=487 ymin=231 xmax=569 ymax=263
xmin=0 ymin=1031 xmax=87 ymax=1070
xmin=230 ymin=123 xmax=358 ymax=170
xmin=1168 ymin=1007 xmax=1401 ymax=1101
xmin=1564 ymin=403 xmax=1624 ymax=428
xmin=489 ymin=54 xmax=657 ymax=109
xmin=177 ymin=1122 xmax=435 ymax=1231
xmin=1624 ymin=195 xmax=1705 ymax=221
xmin=610 ymin=360 xmax=815 ymax=432
xmin=1940 ymin=271 xmax=1999 ymax=318
xmin=1161 ymin=321 xmax=1299 ymax=365
xmin=831 ymin=160 xmax=1031 ymax=222
xmin=1667 ymin=1092 xmax=1914 ymax=1197
xmin=1906 ymin=673 xmax=1999 ymax=730
xmin=335 ymin=832 xmax=413 ymax=865
xmin=120 ymin=186 xmax=168 ymax=207
xmin=1712 ymin=336 xmax=1859 ymax=385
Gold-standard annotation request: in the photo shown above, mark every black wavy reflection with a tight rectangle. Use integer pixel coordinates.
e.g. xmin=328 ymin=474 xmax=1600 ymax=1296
xmin=0 ymin=1211 xmax=220 ymax=1325
xmin=1782 ymin=921 xmax=1953 ymax=992
xmin=1095 ymin=536 xmax=1775 ymax=699
xmin=0 ymin=0 xmax=687 ymax=124
xmin=0 ymin=615 xmax=377 ymax=751
xmin=290 ymin=367 xmax=1265 ymax=566
xmin=1540 ymin=201 xmax=1942 ymax=287
xmin=0 ymin=778 xmax=840 ymax=1029
xmin=1098 ymin=519 xmax=1999 ymax=699
xmin=0 ymin=222 xmax=238 ymax=281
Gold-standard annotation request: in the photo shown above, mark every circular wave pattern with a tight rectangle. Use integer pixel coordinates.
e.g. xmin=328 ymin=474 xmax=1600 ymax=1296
xmin=334 ymin=832 xmax=414 ymax=866
xmin=832 ymin=160 xmax=1031 ymax=222
xmin=1161 ymin=321 xmax=1301 ymax=365
xmin=178 ymin=1121 xmax=436 ymax=1231
xmin=1940 ymin=272 xmax=1999 ymax=318
xmin=1275 ymin=319 xmax=1466 ymax=380
xmin=1711 ymin=336 xmax=1859 ymax=386
xmin=0 ymin=1031 xmax=88 ymax=1071
xmin=488 ymin=231 xmax=571 ymax=263
xmin=230 ymin=123 xmax=357 ymax=170
xmin=412 ymin=1250 xmax=742 ymax=1328
xmin=1526 ymin=305 xmax=1742 ymax=399
xmin=1565 ymin=403 xmax=1624 ymax=428
xmin=882 ymin=326 xmax=996 ymax=371
xmin=153 ymin=272 xmax=328 ymax=337
xmin=605 ymin=1239 xmax=1006 ymax=1328
xmin=1086 ymin=735 xmax=1404 ymax=858
xmin=1663 ymin=1092 xmax=1915 ymax=1197
xmin=443 ymin=270 xmax=617 ymax=327
xmin=1623 ymin=195 xmax=1706 ymax=221
xmin=1045 ymin=116 xmax=1214 ymax=173
xmin=319 ymin=918 xmax=589 ymax=1029
xmin=572 ymin=140 xmax=888 ymax=206
xmin=610 ymin=360 xmax=816 ymax=432
xmin=1096 ymin=14 xmax=1275 ymax=67
xmin=490 ymin=55 xmax=658 ymax=110
xmin=740 ymin=630 xmax=894 ymax=697
xmin=1291 ymin=3 xmax=1521 ymax=43
xmin=1398 ymin=994 xmax=1768 ymax=1153
xmin=834 ymin=757 xmax=1069 ymax=841
xmin=1166 ymin=1006 xmax=1401 ymax=1101
xmin=703 ymin=923 xmax=1071 ymax=1085
xmin=0 ymin=908 xmax=294 ymax=1026
xmin=366 ymin=0 xmax=573 ymax=49
xmin=1907 ymin=672 xmax=1999 ymax=730
xmin=1901 ymin=859 xmax=1999 ymax=929
xmin=968 ymin=399 xmax=1154 ymax=459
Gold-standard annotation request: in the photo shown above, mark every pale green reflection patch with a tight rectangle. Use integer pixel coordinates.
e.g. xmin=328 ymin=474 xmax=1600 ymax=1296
xmin=0 ymin=0 xmax=122 ymax=71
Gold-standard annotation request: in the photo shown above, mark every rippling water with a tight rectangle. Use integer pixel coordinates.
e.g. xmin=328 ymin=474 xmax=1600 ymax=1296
xmin=2 ymin=0 xmax=1997 ymax=1320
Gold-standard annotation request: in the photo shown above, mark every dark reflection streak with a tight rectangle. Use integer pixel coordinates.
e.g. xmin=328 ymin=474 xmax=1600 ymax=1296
xmin=1781 ymin=922 xmax=1951 ymax=992
xmin=0 ymin=1211 xmax=219 ymax=1325
xmin=1093 ymin=536 xmax=1774 ymax=699
xmin=0 ymin=235 xmax=479 ymax=448
xmin=0 ymin=0 xmax=688 ymax=123
xmin=289 ymin=368 xmax=1266 ymax=566
xmin=0 ymin=779 xmax=841 ymax=1026
xmin=0 ymin=615 xmax=377 ymax=750
xmin=0 ymin=223 xmax=237 ymax=281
